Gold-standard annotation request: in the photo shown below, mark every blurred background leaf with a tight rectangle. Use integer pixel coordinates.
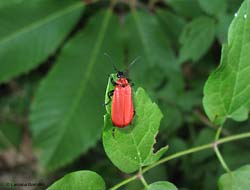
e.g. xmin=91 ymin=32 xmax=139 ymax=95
xmin=30 ymin=10 xmax=123 ymax=170
xmin=156 ymin=9 xmax=186 ymax=49
xmin=198 ymin=0 xmax=227 ymax=16
xmin=124 ymin=10 xmax=178 ymax=89
xmin=179 ymin=16 xmax=216 ymax=63
xmin=0 ymin=121 xmax=22 ymax=150
xmin=0 ymin=0 xmax=27 ymax=8
xmin=0 ymin=0 xmax=84 ymax=83
xmin=165 ymin=0 xmax=203 ymax=18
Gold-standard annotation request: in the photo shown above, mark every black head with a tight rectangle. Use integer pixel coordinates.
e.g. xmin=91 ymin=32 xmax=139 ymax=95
xmin=117 ymin=71 xmax=126 ymax=78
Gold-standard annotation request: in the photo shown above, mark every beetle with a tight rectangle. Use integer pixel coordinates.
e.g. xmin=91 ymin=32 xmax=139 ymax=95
xmin=104 ymin=54 xmax=140 ymax=128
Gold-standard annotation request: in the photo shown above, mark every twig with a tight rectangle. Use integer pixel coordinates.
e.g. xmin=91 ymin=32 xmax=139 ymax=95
xmin=109 ymin=132 xmax=250 ymax=189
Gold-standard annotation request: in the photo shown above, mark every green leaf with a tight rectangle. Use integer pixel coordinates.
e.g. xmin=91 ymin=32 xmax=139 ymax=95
xmin=0 ymin=121 xmax=22 ymax=150
xmin=30 ymin=11 xmax=123 ymax=170
xmin=218 ymin=165 xmax=250 ymax=190
xmin=0 ymin=0 xmax=84 ymax=83
xmin=0 ymin=0 xmax=25 ymax=8
xmin=103 ymin=87 xmax=168 ymax=173
xmin=198 ymin=0 xmax=227 ymax=16
xmin=203 ymin=0 xmax=250 ymax=125
xmin=179 ymin=16 xmax=216 ymax=63
xmin=124 ymin=10 xmax=178 ymax=90
xmin=156 ymin=9 xmax=186 ymax=48
xmin=124 ymin=10 xmax=176 ymax=66
xmin=47 ymin=170 xmax=105 ymax=190
xmin=147 ymin=181 xmax=177 ymax=190
xmin=165 ymin=0 xmax=203 ymax=18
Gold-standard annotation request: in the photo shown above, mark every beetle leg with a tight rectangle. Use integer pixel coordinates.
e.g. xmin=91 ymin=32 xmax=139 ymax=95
xmin=104 ymin=90 xmax=114 ymax=106
xmin=111 ymin=77 xmax=118 ymax=86
xmin=112 ymin=128 xmax=116 ymax=138
xmin=128 ymin=111 xmax=136 ymax=129
xmin=127 ymin=78 xmax=134 ymax=87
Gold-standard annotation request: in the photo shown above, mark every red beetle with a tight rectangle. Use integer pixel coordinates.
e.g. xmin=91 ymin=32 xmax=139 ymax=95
xmin=105 ymin=55 xmax=139 ymax=128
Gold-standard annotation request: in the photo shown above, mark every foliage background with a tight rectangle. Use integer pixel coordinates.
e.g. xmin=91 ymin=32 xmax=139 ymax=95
xmin=0 ymin=0 xmax=248 ymax=189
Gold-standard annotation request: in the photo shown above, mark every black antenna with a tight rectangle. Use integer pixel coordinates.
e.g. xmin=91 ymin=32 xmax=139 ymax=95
xmin=125 ymin=56 xmax=141 ymax=75
xmin=104 ymin=53 xmax=119 ymax=72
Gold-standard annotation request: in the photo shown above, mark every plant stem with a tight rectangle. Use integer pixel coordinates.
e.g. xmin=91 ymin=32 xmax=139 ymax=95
xmin=139 ymin=174 xmax=148 ymax=187
xmin=109 ymin=132 xmax=250 ymax=190
xmin=193 ymin=110 xmax=230 ymax=136
xmin=193 ymin=110 xmax=215 ymax=129
xmin=214 ymin=145 xmax=231 ymax=173
xmin=109 ymin=175 xmax=138 ymax=190
xmin=138 ymin=168 xmax=148 ymax=188
xmin=213 ymin=125 xmax=231 ymax=173
xmin=215 ymin=126 xmax=223 ymax=141
xmin=142 ymin=142 xmax=213 ymax=173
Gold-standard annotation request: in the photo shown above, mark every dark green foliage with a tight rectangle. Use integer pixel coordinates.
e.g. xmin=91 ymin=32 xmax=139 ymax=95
xmin=0 ymin=0 xmax=84 ymax=83
xmin=30 ymin=10 xmax=123 ymax=170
